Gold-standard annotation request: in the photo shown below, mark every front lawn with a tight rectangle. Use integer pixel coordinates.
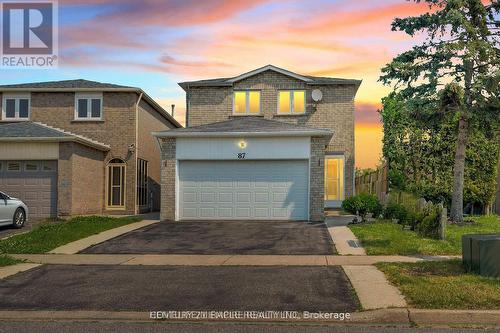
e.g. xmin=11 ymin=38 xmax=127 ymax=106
xmin=377 ymin=260 xmax=500 ymax=309
xmin=0 ymin=255 xmax=22 ymax=267
xmin=0 ymin=216 xmax=140 ymax=254
xmin=349 ymin=215 xmax=500 ymax=255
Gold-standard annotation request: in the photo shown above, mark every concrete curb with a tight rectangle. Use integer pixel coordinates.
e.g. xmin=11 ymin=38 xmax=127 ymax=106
xmin=0 ymin=263 xmax=41 ymax=280
xmin=409 ymin=309 xmax=500 ymax=327
xmin=48 ymin=219 xmax=159 ymax=254
xmin=0 ymin=309 xmax=497 ymax=327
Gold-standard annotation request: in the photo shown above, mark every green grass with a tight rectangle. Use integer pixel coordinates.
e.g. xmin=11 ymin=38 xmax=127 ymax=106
xmin=0 ymin=255 xmax=22 ymax=267
xmin=377 ymin=260 xmax=500 ymax=309
xmin=349 ymin=215 xmax=500 ymax=255
xmin=0 ymin=216 xmax=141 ymax=254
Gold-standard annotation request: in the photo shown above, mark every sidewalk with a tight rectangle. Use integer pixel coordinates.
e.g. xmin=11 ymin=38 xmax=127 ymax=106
xmin=10 ymin=253 xmax=457 ymax=266
xmin=325 ymin=216 xmax=366 ymax=255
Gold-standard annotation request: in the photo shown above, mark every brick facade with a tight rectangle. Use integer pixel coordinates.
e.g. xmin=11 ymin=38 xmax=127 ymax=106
xmin=160 ymin=138 xmax=176 ymax=221
xmin=310 ymin=137 xmax=327 ymax=221
xmin=57 ymin=142 xmax=105 ymax=216
xmin=0 ymin=90 xmax=176 ymax=217
xmin=181 ymin=70 xmax=358 ymax=220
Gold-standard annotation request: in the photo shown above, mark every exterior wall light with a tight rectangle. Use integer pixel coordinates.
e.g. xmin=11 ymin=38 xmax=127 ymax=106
xmin=238 ymin=140 xmax=247 ymax=149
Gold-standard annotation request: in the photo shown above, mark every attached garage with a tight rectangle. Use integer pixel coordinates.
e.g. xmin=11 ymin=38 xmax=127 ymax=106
xmin=0 ymin=160 xmax=58 ymax=219
xmin=154 ymin=117 xmax=333 ymax=222
xmin=179 ymin=160 xmax=309 ymax=220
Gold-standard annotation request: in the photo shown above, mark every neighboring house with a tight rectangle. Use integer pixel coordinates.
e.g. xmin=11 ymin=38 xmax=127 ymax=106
xmin=154 ymin=65 xmax=361 ymax=221
xmin=0 ymin=80 xmax=180 ymax=219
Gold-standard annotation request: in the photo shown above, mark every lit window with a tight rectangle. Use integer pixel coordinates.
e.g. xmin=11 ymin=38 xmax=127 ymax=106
xmin=278 ymin=90 xmax=305 ymax=114
xmin=75 ymin=93 xmax=102 ymax=120
xmin=2 ymin=94 xmax=30 ymax=120
xmin=233 ymin=91 xmax=260 ymax=115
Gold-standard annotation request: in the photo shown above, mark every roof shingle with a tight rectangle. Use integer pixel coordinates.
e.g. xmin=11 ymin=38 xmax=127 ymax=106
xmin=0 ymin=79 xmax=135 ymax=90
xmin=153 ymin=116 xmax=332 ymax=138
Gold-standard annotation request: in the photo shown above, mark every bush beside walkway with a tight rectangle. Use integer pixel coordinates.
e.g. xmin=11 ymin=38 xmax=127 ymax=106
xmin=377 ymin=260 xmax=500 ymax=310
xmin=0 ymin=216 xmax=140 ymax=255
xmin=350 ymin=215 xmax=500 ymax=255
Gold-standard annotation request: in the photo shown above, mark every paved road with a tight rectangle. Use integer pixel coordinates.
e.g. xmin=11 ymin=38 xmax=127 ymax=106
xmin=81 ymin=220 xmax=335 ymax=255
xmin=0 ymin=264 xmax=359 ymax=311
xmin=0 ymin=321 xmax=497 ymax=333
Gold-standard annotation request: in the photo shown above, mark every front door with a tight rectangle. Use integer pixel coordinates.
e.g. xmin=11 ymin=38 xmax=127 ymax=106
xmin=324 ymin=155 xmax=345 ymax=208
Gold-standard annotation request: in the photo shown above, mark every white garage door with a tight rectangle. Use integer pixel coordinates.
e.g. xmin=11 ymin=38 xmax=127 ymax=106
xmin=0 ymin=160 xmax=58 ymax=219
xmin=179 ymin=160 xmax=309 ymax=220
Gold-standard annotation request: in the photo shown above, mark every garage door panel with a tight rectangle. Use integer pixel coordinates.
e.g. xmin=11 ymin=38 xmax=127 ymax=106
xmin=179 ymin=160 xmax=308 ymax=220
xmin=0 ymin=160 xmax=58 ymax=219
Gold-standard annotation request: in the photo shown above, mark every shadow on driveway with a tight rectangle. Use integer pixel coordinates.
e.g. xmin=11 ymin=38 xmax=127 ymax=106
xmin=0 ymin=265 xmax=359 ymax=312
xmin=81 ymin=221 xmax=335 ymax=255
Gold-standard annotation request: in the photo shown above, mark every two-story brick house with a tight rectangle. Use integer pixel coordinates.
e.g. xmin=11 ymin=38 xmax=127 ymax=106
xmin=154 ymin=65 xmax=361 ymax=221
xmin=0 ymin=80 xmax=180 ymax=219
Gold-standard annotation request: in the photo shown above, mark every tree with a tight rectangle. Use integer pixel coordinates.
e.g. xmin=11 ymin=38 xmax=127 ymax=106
xmin=379 ymin=0 xmax=500 ymax=222
xmin=380 ymin=93 xmax=498 ymax=210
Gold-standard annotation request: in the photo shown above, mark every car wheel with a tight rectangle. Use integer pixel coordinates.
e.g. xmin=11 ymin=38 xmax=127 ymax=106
xmin=13 ymin=208 xmax=25 ymax=229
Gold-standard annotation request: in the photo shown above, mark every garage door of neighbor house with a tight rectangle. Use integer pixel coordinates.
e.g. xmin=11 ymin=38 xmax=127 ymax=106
xmin=0 ymin=161 xmax=58 ymax=219
xmin=179 ymin=160 xmax=309 ymax=220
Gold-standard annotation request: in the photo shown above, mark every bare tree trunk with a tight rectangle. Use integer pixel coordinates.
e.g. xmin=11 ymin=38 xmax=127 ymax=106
xmin=450 ymin=60 xmax=473 ymax=223
xmin=450 ymin=114 xmax=468 ymax=222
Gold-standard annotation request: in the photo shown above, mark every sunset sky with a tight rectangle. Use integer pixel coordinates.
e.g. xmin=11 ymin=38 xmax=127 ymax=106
xmin=0 ymin=0 xmax=436 ymax=168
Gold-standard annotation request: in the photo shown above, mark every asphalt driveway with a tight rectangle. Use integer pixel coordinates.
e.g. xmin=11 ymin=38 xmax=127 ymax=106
xmin=81 ymin=220 xmax=335 ymax=255
xmin=0 ymin=265 xmax=359 ymax=312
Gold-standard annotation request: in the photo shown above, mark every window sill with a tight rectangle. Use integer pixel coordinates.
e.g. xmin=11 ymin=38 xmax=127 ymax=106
xmin=0 ymin=119 xmax=30 ymax=122
xmin=229 ymin=114 xmax=264 ymax=117
xmin=71 ymin=119 xmax=105 ymax=123
xmin=273 ymin=113 xmax=307 ymax=117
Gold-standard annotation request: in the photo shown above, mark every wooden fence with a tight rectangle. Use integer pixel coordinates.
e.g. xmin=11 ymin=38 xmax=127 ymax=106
xmin=355 ymin=164 xmax=389 ymax=203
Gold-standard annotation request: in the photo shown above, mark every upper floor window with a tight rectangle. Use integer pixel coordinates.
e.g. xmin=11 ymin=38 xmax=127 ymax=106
xmin=233 ymin=91 xmax=260 ymax=115
xmin=75 ymin=93 xmax=103 ymax=120
xmin=278 ymin=90 xmax=305 ymax=115
xmin=2 ymin=94 xmax=30 ymax=121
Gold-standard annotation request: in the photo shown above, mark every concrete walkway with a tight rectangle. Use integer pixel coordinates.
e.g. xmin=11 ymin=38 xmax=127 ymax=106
xmin=11 ymin=253 xmax=457 ymax=266
xmin=325 ymin=216 xmax=366 ymax=255
xmin=49 ymin=218 xmax=160 ymax=254
xmin=342 ymin=265 xmax=406 ymax=309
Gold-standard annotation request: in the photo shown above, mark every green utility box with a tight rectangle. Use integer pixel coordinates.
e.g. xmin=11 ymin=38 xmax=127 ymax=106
xmin=462 ymin=234 xmax=500 ymax=278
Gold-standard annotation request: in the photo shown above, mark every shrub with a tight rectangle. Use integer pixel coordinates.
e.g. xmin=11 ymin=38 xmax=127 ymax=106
xmin=342 ymin=193 xmax=382 ymax=217
xmin=384 ymin=202 xmax=408 ymax=224
xmin=415 ymin=205 xmax=441 ymax=239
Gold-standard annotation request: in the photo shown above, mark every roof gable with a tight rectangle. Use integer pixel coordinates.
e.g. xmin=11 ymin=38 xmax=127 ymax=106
xmin=178 ymin=65 xmax=361 ymax=90
xmin=226 ymin=65 xmax=313 ymax=83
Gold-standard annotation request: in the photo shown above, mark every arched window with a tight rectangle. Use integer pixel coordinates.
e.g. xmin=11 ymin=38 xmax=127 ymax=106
xmin=107 ymin=159 xmax=126 ymax=209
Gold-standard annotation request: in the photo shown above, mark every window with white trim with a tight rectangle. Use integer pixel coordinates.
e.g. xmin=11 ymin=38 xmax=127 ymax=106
xmin=278 ymin=90 xmax=305 ymax=115
xmin=233 ymin=91 xmax=260 ymax=115
xmin=75 ymin=93 xmax=103 ymax=120
xmin=2 ymin=94 xmax=30 ymax=120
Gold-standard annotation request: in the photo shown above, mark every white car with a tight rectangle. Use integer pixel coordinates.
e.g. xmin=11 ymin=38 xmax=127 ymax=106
xmin=0 ymin=191 xmax=28 ymax=229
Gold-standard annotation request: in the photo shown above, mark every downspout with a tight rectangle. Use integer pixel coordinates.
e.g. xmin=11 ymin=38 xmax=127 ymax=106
xmin=134 ymin=92 xmax=143 ymax=215
xmin=185 ymin=84 xmax=190 ymax=128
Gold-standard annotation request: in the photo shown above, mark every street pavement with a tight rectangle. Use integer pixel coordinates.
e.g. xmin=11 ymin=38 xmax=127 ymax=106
xmin=0 ymin=320 xmax=498 ymax=333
